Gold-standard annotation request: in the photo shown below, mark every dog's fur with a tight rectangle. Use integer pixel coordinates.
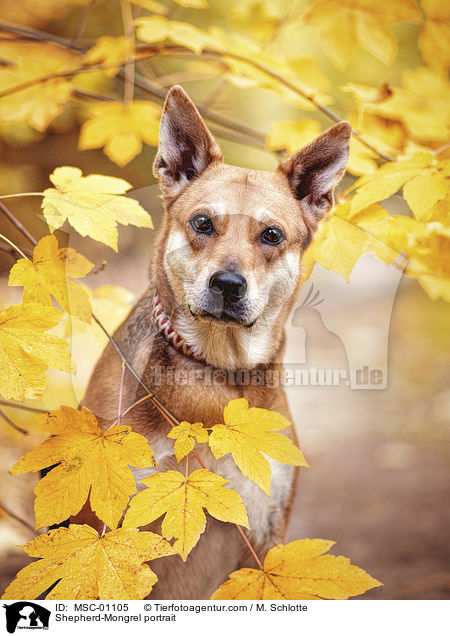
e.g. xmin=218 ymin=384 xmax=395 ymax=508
xmin=81 ymin=86 xmax=351 ymax=599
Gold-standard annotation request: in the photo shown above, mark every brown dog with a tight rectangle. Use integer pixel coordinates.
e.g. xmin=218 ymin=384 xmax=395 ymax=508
xmin=81 ymin=86 xmax=351 ymax=599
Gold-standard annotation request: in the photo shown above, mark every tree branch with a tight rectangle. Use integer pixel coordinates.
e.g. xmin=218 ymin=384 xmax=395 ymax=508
xmin=0 ymin=500 xmax=35 ymax=533
xmin=0 ymin=201 xmax=38 ymax=247
xmin=0 ymin=408 xmax=29 ymax=435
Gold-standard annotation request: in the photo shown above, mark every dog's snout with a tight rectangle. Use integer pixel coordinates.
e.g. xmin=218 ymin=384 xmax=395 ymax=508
xmin=209 ymin=271 xmax=247 ymax=302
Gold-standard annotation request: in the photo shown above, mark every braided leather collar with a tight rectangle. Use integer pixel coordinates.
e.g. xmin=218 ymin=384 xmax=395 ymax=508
xmin=151 ymin=293 xmax=205 ymax=364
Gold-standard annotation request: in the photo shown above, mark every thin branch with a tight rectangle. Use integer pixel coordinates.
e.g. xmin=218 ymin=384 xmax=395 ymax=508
xmin=120 ymin=0 xmax=136 ymax=104
xmin=0 ymin=400 xmax=47 ymax=413
xmin=0 ymin=408 xmax=29 ymax=435
xmin=136 ymin=43 xmax=397 ymax=162
xmin=0 ymin=501 xmax=35 ymax=533
xmin=117 ymin=362 xmax=126 ymax=427
xmin=71 ymin=0 xmax=96 ymax=43
xmin=0 ymin=201 xmax=37 ymax=246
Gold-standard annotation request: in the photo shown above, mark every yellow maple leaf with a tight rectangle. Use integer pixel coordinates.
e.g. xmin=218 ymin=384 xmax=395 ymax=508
xmin=85 ymin=36 xmax=132 ymax=77
xmin=167 ymin=421 xmax=209 ymax=462
xmin=348 ymin=153 xmax=449 ymax=220
xmin=79 ymin=101 xmax=161 ymax=166
xmin=208 ymin=398 xmax=308 ymax=496
xmin=8 ymin=235 xmax=93 ymax=323
xmin=406 ymin=223 xmax=450 ymax=302
xmin=42 ymin=167 xmax=153 ymax=251
xmin=1 ymin=524 xmax=175 ymax=600
xmin=0 ymin=303 xmax=74 ymax=401
xmin=363 ymin=67 xmax=450 ymax=143
xmin=418 ymin=0 xmax=450 ymax=73
xmin=211 ymin=538 xmax=382 ymax=600
xmin=303 ymin=212 xmax=370 ymax=282
xmin=0 ymin=41 xmax=77 ymax=131
xmin=123 ymin=468 xmax=249 ymax=560
xmin=10 ymin=406 xmax=155 ymax=530
xmin=135 ymin=16 xmax=210 ymax=53
xmin=303 ymin=0 xmax=420 ymax=70
xmin=266 ymin=120 xmax=322 ymax=154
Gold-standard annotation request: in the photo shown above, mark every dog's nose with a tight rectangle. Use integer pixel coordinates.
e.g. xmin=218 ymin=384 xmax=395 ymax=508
xmin=209 ymin=271 xmax=247 ymax=303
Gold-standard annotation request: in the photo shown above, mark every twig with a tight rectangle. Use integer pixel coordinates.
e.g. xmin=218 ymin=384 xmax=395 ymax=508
xmin=120 ymin=0 xmax=136 ymax=104
xmin=0 ymin=408 xmax=29 ymax=435
xmin=0 ymin=500 xmax=35 ymax=533
xmin=0 ymin=201 xmax=37 ymax=246
xmin=0 ymin=400 xmax=47 ymax=413
xmin=71 ymin=0 xmax=96 ymax=43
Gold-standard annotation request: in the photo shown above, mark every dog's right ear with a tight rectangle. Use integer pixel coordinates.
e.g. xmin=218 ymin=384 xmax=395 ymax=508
xmin=153 ymin=85 xmax=223 ymax=203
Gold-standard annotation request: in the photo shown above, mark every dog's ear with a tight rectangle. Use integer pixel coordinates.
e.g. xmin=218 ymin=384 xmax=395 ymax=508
xmin=277 ymin=121 xmax=351 ymax=226
xmin=153 ymin=85 xmax=223 ymax=203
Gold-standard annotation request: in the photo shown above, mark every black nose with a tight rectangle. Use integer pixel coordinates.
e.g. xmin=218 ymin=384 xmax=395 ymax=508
xmin=209 ymin=271 xmax=247 ymax=303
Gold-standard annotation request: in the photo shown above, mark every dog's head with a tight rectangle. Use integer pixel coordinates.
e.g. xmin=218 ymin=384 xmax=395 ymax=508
xmin=153 ymin=86 xmax=350 ymax=368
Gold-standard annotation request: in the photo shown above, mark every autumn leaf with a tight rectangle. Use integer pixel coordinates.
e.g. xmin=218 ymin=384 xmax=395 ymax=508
xmin=42 ymin=167 xmax=153 ymax=251
xmin=360 ymin=67 xmax=450 ymax=143
xmin=347 ymin=153 xmax=449 ymax=220
xmin=0 ymin=303 xmax=74 ymax=401
xmin=10 ymin=406 xmax=155 ymax=530
xmin=208 ymin=398 xmax=308 ymax=496
xmin=304 ymin=0 xmax=420 ymax=70
xmin=85 ymin=36 xmax=132 ymax=77
xmin=135 ymin=16 xmax=210 ymax=53
xmin=212 ymin=538 xmax=382 ymax=599
xmin=8 ymin=235 xmax=93 ymax=322
xmin=79 ymin=101 xmax=161 ymax=166
xmin=266 ymin=120 xmax=322 ymax=154
xmin=0 ymin=41 xmax=76 ymax=131
xmin=123 ymin=469 xmax=249 ymax=560
xmin=167 ymin=421 xmax=209 ymax=462
xmin=418 ymin=0 xmax=450 ymax=73
xmin=1 ymin=524 xmax=175 ymax=600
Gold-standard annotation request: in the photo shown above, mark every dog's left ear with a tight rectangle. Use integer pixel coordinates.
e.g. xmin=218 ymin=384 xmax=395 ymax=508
xmin=153 ymin=85 xmax=223 ymax=203
xmin=277 ymin=121 xmax=351 ymax=226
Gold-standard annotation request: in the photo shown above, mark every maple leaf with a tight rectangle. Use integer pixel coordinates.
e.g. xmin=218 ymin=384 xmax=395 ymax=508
xmin=208 ymin=398 xmax=308 ymax=496
xmin=0 ymin=303 xmax=74 ymax=401
xmin=41 ymin=167 xmax=153 ymax=251
xmin=418 ymin=0 xmax=450 ymax=73
xmin=10 ymin=406 xmax=155 ymax=530
xmin=135 ymin=16 xmax=210 ymax=53
xmin=362 ymin=67 xmax=450 ymax=143
xmin=303 ymin=0 xmax=420 ymax=70
xmin=347 ymin=153 xmax=449 ymax=220
xmin=211 ymin=538 xmax=382 ymax=600
xmin=265 ymin=120 xmax=322 ymax=154
xmin=303 ymin=211 xmax=370 ymax=282
xmin=0 ymin=41 xmax=76 ymax=131
xmin=167 ymin=421 xmax=209 ymax=462
xmin=8 ymin=235 xmax=93 ymax=322
xmin=406 ymin=223 xmax=450 ymax=302
xmin=85 ymin=36 xmax=132 ymax=77
xmin=1 ymin=524 xmax=175 ymax=600
xmin=123 ymin=469 xmax=249 ymax=560
xmin=79 ymin=101 xmax=161 ymax=166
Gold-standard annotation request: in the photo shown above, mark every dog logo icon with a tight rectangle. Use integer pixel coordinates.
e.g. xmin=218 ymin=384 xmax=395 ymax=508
xmin=3 ymin=602 xmax=50 ymax=634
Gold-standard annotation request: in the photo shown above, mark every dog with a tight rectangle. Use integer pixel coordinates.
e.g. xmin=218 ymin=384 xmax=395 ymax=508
xmin=80 ymin=85 xmax=351 ymax=599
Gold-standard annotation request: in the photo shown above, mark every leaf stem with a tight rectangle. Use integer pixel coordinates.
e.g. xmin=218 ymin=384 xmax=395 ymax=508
xmin=117 ymin=362 xmax=126 ymax=427
xmin=0 ymin=233 xmax=29 ymax=260
xmin=0 ymin=193 xmax=44 ymax=199
xmin=235 ymin=524 xmax=263 ymax=569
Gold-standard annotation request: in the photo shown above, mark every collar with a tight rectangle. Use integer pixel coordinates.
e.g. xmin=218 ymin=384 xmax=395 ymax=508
xmin=151 ymin=293 xmax=205 ymax=364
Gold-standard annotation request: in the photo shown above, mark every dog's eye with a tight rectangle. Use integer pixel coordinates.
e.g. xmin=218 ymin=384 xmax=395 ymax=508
xmin=260 ymin=226 xmax=285 ymax=245
xmin=191 ymin=213 xmax=213 ymax=234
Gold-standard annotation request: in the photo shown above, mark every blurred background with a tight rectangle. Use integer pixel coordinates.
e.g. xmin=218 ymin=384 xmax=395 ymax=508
xmin=0 ymin=0 xmax=449 ymax=599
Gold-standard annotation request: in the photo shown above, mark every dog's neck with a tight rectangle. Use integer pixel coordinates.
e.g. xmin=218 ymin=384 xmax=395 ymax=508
xmin=152 ymin=282 xmax=290 ymax=371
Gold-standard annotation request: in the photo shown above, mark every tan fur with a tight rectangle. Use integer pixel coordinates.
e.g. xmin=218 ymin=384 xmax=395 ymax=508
xmin=78 ymin=86 xmax=351 ymax=599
